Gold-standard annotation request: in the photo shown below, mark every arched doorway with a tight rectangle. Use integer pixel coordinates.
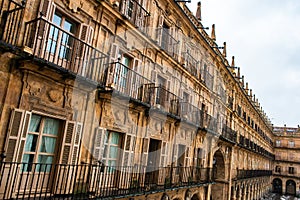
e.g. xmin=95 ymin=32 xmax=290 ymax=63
xmin=286 ymin=180 xmax=296 ymax=196
xmin=211 ymin=150 xmax=226 ymax=200
xmin=212 ymin=150 xmax=225 ymax=180
xmin=273 ymin=178 xmax=282 ymax=193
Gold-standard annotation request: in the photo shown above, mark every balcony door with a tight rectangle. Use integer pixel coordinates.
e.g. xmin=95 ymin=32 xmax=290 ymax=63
xmin=114 ymin=54 xmax=131 ymax=93
xmin=146 ymin=139 xmax=161 ymax=185
xmin=161 ymin=23 xmax=169 ymax=51
xmin=46 ymin=12 xmax=77 ymax=68
xmin=156 ymin=75 xmax=167 ymax=107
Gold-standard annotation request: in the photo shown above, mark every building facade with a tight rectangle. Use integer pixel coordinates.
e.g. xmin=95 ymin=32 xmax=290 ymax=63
xmin=272 ymin=126 xmax=300 ymax=197
xmin=0 ymin=0 xmax=274 ymax=199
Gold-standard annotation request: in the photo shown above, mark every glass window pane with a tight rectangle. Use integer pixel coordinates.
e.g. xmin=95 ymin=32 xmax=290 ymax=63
xmin=43 ymin=118 xmax=60 ymax=135
xmin=63 ymin=19 xmax=75 ymax=34
xmin=53 ymin=13 xmax=62 ymax=26
xmin=103 ymin=145 xmax=108 ymax=158
xmin=39 ymin=136 xmax=56 ymax=153
xmin=110 ymin=132 xmax=120 ymax=145
xmin=24 ymin=134 xmax=38 ymax=152
xmin=22 ymin=154 xmax=34 ymax=172
xmin=29 ymin=115 xmax=41 ymax=132
xmin=109 ymin=146 xmax=118 ymax=159
xmin=37 ymin=155 xmax=53 ymax=172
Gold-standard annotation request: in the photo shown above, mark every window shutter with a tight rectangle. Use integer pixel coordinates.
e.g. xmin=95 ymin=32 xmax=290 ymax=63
xmin=185 ymin=147 xmax=192 ymax=167
xmin=93 ymin=127 xmax=107 ymax=162
xmin=158 ymin=15 xmax=164 ymax=27
xmin=39 ymin=0 xmax=54 ymax=19
xmin=37 ymin=1 xmax=55 ymax=40
xmin=60 ymin=121 xmax=76 ymax=164
xmin=71 ymin=122 xmax=83 ymax=165
xmin=133 ymin=58 xmax=142 ymax=74
xmin=151 ymin=70 xmax=156 ymax=82
xmin=122 ymin=135 xmax=136 ymax=166
xmin=141 ymin=138 xmax=149 ymax=166
xmin=172 ymin=144 xmax=178 ymax=166
xmin=17 ymin=111 xmax=32 ymax=162
xmin=87 ymin=27 xmax=94 ymax=45
xmin=4 ymin=109 xmax=25 ymax=162
xmin=78 ymin=24 xmax=89 ymax=59
xmin=109 ymin=43 xmax=119 ymax=63
xmin=160 ymin=141 xmax=168 ymax=167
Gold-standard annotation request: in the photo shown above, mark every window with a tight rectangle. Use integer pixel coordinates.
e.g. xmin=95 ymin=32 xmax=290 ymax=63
xmin=22 ymin=114 xmax=62 ymax=172
xmin=47 ymin=12 xmax=77 ymax=60
xmin=275 ymin=166 xmax=281 ymax=173
xmin=102 ymin=131 xmax=123 ymax=168
xmin=276 ymin=140 xmax=281 ymax=147
xmin=289 ymin=140 xmax=295 ymax=148
xmin=114 ymin=53 xmax=132 ymax=88
xmin=289 ymin=167 xmax=294 ymax=174
xmin=124 ymin=0 xmax=135 ymax=19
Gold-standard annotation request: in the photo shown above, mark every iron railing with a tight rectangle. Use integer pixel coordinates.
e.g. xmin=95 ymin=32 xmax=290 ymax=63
xmin=235 ymin=169 xmax=272 ymax=180
xmin=23 ymin=18 xmax=107 ymax=83
xmin=180 ymin=102 xmax=204 ymax=126
xmin=205 ymin=114 xmax=218 ymax=133
xmin=147 ymin=85 xmax=181 ymax=116
xmin=238 ymin=135 xmax=274 ymax=159
xmin=0 ymin=0 xmax=25 ymax=46
xmin=103 ymin=62 xmax=152 ymax=101
xmin=119 ymin=0 xmax=150 ymax=34
xmin=221 ymin=125 xmax=237 ymax=143
xmin=156 ymin=27 xmax=179 ymax=59
xmin=181 ymin=52 xmax=198 ymax=77
xmin=0 ymin=162 xmax=213 ymax=199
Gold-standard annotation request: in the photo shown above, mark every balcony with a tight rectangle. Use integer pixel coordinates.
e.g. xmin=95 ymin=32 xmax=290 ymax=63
xmin=156 ymin=27 xmax=179 ymax=60
xmin=180 ymin=102 xmax=204 ymax=127
xmin=0 ymin=0 xmax=25 ymax=46
xmin=146 ymin=85 xmax=180 ymax=116
xmin=22 ymin=18 xmax=107 ymax=83
xmin=102 ymin=61 xmax=152 ymax=102
xmin=235 ymin=169 xmax=272 ymax=180
xmin=119 ymin=0 xmax=150 ymax=35
xmin=221 ymin=125 xmax=237 ymax=143
xmin=0 ymin=162 xmax=213 ymax=199
xmin=204 ymin=114 xmax=218 ymax=133
xmin=181 ymin=52 xmax=198 ymax=77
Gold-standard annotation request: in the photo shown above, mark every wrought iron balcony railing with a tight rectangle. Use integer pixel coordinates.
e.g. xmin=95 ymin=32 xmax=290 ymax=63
xmin=0 ymin=162 xmax=213 ymax=199
xmin=119 ymin=0 xmax=150 ymax=34
xmin=0 ymin=0 xmax=25 ymax=46
xmin=181 ymin=52 xmax=198 ymax=77
xmin=235 ymin=169 xmax=272 ymax=180
xmin=103 ymin=62 xmax=152 ymax=102
xmin=204 ymin=114 xmax=218 ymax=133
xmin=180 ymin=102 xmax=204 ymax=127
xmin=156 ymin=27 xmax=179 ymax=59
xmin=221 ymin=125 xmax=237 ymax=143
xmin=23 ymin=18 xmax=107 ymax=83
xmin=146 ymin=85 xmax=181 ymax=116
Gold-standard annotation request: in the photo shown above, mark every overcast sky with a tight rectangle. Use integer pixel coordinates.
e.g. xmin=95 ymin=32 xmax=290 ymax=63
xmin=188 ymin=0 xmax=300 ymax=127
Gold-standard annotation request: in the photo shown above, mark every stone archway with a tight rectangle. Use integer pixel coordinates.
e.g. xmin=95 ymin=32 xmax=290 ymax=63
xmin=211 ymin=150 xmax=226 ymax=200
xmin=286 ymin=180 xmax=296 ymax=196
xmin=273 ymin=178 xmax=282 ymax=194
xmin=212 ymin=150 xmax=225 ymax=180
